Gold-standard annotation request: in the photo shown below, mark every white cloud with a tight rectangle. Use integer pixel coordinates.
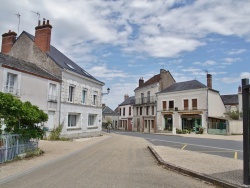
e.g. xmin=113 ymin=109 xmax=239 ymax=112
xmin=222 ymin=58 xmax=241 ymax=65
xmin=221 ymin=77 xmax=240 ymax=84
xmin=240 ymin=72 xmax=250 ymax=79
xmin=193 ymin=60 xmax=216 ymax=66
xmin=227 ymin=49 xmax=247 ymax=55
xmin=87 ymin=65 xmax=128 ymax=80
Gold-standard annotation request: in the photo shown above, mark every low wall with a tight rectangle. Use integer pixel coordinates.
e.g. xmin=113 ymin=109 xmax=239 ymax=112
xmin=228 ymin=120 xmax=243 ymax=135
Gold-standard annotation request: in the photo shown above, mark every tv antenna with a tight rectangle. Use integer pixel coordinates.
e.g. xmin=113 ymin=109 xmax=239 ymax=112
xmin=204 ymin=70 xmax=208 ymax=75
xmin=15 ymin=12 xmax=21 ymax=35
xmin=31 ymin=11 xmax=40 ymax=21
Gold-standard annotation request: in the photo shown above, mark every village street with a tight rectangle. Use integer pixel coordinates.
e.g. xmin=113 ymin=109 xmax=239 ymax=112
xmin=0 ymin=133 xmax=213 ymax=188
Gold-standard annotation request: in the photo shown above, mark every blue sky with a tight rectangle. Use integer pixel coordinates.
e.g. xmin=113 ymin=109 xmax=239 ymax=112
xmin=1 ymin=0 xmax=250 ymax=110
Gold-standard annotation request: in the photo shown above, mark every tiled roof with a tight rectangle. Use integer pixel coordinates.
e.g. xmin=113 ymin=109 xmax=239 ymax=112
xmin=158 ymin=80 xmax=207 ymax=93
xmin=0 ymin=52 xmax=61 ymax=82
xmin=135 ymin=74 xmax=160 ymax=90
xmin=221 ymin=94 xmax=238 ymax=105
xmin=102 ymin=106 xmax=118 ymax=116
xmin=21 ymin=31 xmax=103 ymax=85
xmin=119 ymin=96 xmax=135 ymax=106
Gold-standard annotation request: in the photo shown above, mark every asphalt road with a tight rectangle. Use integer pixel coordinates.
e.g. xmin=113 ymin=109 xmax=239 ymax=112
xmin=0 ymin=134 xmax=213 ymax=188
xmin=113 ymin=130 xmax=243 ymax=160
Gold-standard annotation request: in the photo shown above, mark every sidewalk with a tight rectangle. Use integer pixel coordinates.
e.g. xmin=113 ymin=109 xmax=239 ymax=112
xmin=149 ymin=145 xmax=246 ymax=188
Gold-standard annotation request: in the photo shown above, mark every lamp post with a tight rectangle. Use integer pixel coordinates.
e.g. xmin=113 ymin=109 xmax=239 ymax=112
xmin=102 ymin=88 xmax=110 ymax=96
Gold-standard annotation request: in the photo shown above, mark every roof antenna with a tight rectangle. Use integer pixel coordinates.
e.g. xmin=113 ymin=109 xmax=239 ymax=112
xmin=31 ymin=11 xmax=40 ymax=21
xmin=204 ymin=70 xmax=208 ymax=75
xmin=15 ymin=12 xmax=21 ymax=35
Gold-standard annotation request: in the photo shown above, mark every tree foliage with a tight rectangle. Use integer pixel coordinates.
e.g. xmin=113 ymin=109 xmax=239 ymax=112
xmin=225 ymin=110 xmax=242 ymax=120
xmin=0 ymin=92 xmax=48 ymax=138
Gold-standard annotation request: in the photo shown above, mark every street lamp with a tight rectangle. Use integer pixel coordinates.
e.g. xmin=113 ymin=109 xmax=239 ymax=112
xmin=102 ymin=88 xmax=110 ymax=96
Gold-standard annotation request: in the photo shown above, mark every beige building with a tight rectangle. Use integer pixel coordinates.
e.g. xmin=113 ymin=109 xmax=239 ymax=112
xmin=133 ymin=69 xmax=175 ymax=133
xmin=156 ymin=74 xmax=226 ymax=133
xmin=118 ymin=95 xmax=135 ymax=131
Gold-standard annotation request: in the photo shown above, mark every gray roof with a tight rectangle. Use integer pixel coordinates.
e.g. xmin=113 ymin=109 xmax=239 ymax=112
xmin=158 ymin=80 xmax=207 ymax=93
xmin=22 ymin=31 xmax=103 ymax=85
xmin=102 ymin=106 xmax=118 ymax=116
xmin=0 ymin=52 xmax=61 ymax=82
xmin=221 ymin=94 xmax=238 ymax=105
xmin=119 ymin=96 xmax=135 ymax=106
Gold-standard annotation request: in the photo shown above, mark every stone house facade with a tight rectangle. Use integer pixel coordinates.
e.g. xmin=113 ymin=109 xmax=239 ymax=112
xmin=1 ymin=20 xmax=104 ymax=138
xmin=133 ymin=69 xmax=175 ymax=133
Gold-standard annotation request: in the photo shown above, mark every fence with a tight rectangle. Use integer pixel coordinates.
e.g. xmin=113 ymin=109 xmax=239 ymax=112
xmin=0 ymin=134 xmax=38 ymax=163
xmin=207 ymin=122 xmax=227 ymax=135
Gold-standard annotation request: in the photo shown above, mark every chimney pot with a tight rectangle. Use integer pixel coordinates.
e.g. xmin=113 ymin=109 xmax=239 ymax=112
xmin=207 ymin=74 xmax=212 ymax=89
xmin=34 ymin=19 xmax=52 ymax=52
xmin=139 ymin=77 xmax=144 ymax=87
xmin=1 ymin=30 xmax=17 ymax=54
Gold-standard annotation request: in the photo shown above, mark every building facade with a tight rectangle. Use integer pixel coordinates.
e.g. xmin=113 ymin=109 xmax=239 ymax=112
xmin=1 ymin=20 xmax=104 ymax=138
xmin=0 ymin=53 xmax=61 ymax=130
xmin=156 ymin=75 xmax=226 ymax=133
xmin=118 ymin=95 xmax=135 ymax=131
xmin=133 ymin=69 xmax=175 ymax=133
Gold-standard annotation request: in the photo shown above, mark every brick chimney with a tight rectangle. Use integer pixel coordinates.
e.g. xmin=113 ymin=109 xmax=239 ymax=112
xmin=34 ymin=19 xmax=52 ymax=53
xmin=207 ymin=74 xmax=212 ymax=89
xmin=124 ymin=94 xmax=129 ymax=101
xmin=1 ymin=30 xmax=17 ymax=54
xmin=238 ymin=86 xmax=242 ymax=93
xmin=139 ymin=77 xmax=144 ymax=87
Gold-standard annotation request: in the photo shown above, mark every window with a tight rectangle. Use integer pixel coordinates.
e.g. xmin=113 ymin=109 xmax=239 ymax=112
xmin=140 ymin=107 xmax=142 ymax=115
xmin=129 ymin=107 xmax=131 ymax=116
xmin=141 ymin=93 xmax=144 ymax=104
xmin=123 ymin=107 xmax=125 ymax=116
xmin=82 ymin=90 xmax=87 ymax=104
xmin=184 ymin=99 xmax=189 ymax=110
xmin=192 ymin=99 xmax=197 ymax=110
xmin=119 ymin=108 xmax=121 ymax=116
xmin=68 ymin=86 xmax=74 ymax=102
xmin=93 ymin=94 xmax=97 ymax=105
xmin=151 ymin=106 xmax=154 ymax=115
xmin=5 ymin=73 xmax=17 ymax=94
xmin=169 ymin=101 xmax=174 ymax=110
xmin=136 ymin=107 xmax=139 ymax=116
xmin=147 ymin=91 xmax=150 ymax=103
xmin=88 ymin=114 xmax=96 ymax=126
xmin=48 ymin=83 xmax=57 ymax=101
xmin=162 ymin=101 xmax=167 ymax=111
xmin=146 ymin=106 xmax=149 ymax=115
xmin=68 ymin=114 xmax=77 ymax=127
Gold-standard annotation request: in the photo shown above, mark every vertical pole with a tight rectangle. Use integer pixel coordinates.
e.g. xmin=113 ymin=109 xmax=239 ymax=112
xmin=242 ymin=78 xmax=250 ymax=185
xmin=5 ymin=135 xmax=8 ymax=162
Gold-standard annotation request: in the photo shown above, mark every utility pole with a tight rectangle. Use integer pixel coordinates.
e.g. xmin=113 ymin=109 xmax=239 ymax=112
xmin=242 ymin=78 xmax=250 ymax=185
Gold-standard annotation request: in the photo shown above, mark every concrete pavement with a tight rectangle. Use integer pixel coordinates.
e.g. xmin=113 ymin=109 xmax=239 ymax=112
xmin=147 ymin=132 xmax=247 ymax=188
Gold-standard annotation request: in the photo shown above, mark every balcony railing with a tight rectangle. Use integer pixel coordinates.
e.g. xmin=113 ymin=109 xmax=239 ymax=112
xmin=3 ymin=86 xmax=20 ymax=96
xmin=135 ymin=96 xmax=155 ymax=105
xmin=48 ymin=95 xmax=58 ymax=102
xmin=161 ymin=107 xmax=200 ymax=111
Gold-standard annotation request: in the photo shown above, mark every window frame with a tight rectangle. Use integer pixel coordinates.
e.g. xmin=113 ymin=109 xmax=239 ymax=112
xmin=68 ymin=114 xmax=77 ymax=127
xmin=88 ymin=114 xmax=96 ymax=126
xmin=68 ymin=85 xmax=75 ymax=102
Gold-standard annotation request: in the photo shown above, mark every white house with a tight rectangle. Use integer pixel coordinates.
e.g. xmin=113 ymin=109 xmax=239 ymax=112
xmin=156 ymin=74 xmax=226 ymax=133
xmin=118 ymin=95 xmax=135 ymax=131
xmin=1 ymin=20 xmax=105 ymax=138
xmin=0 ymin=52 xmax=61 ymax=129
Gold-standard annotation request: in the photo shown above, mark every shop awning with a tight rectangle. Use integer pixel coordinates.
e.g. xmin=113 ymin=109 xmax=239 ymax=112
xmin=178 ymin=111 xmax=203 ymax=115
xmin=208 ymin=116 xmax=227 ymax=120
xmin=161 ymin=111 xmax=173 ymax=115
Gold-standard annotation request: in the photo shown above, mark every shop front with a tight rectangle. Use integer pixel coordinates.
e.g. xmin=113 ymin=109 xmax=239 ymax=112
xmin=181 ymin=114 xmax=202 ymax=132
xmin=164 ymin=114 xmax=173 ymax=131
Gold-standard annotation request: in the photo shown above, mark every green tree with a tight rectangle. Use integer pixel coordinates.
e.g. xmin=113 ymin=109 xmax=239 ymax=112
xmin=225 ymin=110 xmax=242 ymax=120
xmin=0 ymin=92 xmax=48 ymax=138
